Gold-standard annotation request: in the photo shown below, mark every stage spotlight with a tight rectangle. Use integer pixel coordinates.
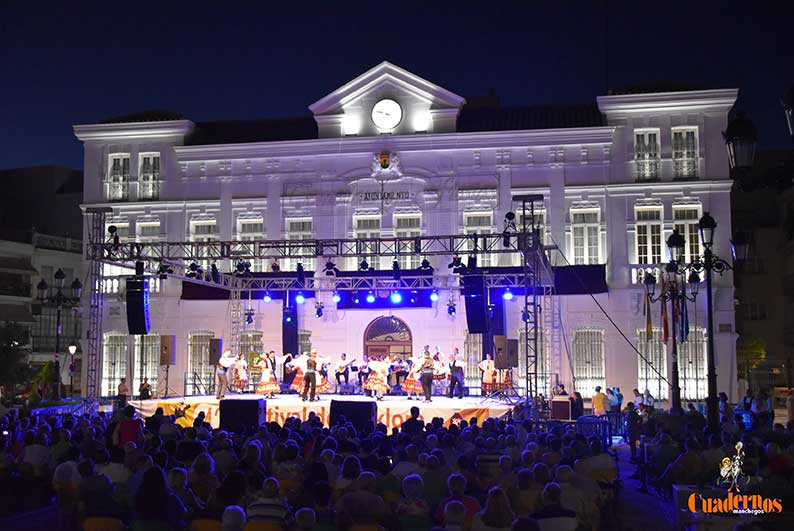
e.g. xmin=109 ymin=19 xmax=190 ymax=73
xmin=429 ymin=290 xmax=440 ymax=302
xmin=234 ymin=261 xmax=251 ymax=277
xmin=324 ymin=259 xmax=339 ymax=276
xmin=315 ymin=302 xmax=324 ymax=318
xmin=359 ymin=259 xmax=370 ymax=271
xmin=186 ymin=262 xmax=202 ymax=278
xmin=504 ymin=211 xmax=516 ymax=247
xmin=502 ymin=288 xmax=514 ymax=301
xmin=245 ymin=308 xmax=255 ymax=325
xmin=296 ymin=263 xmax=306 ymax=285
xmin=263 ymin=292 xmax=272 ymax=303
xmin=447 ymin=255 xmax=462 ymax=269
xmin=392 ymin=260 xmax=401 ymax=280
xmin=107 ymin=225 xmax=121 ymax=249
xmin=332 ymin=291 xmax=341 ymax=304
xmin=353 ymin=291 xmax=360 ymax=304
xmin=390 ymin=291 xmax=403 ymax=304
xmin=521 ymin=310 xmax=530 ymax=322
xmin=365 ymin=291 xmax=376 ymax=303
xmin=285 ymin=314 xmax=293 ymax=323
xmin=487 ymin=304 xmax=495 ymax=318
xmin=419 ymin=259 xmax=433 ymax=271
xmin=295 ymin=292 xmax=306 ymax=304
xmin=447 ymin=302 xmax=456 ymax=316
xmin=271 ymin=261 xmax=281 ymax=272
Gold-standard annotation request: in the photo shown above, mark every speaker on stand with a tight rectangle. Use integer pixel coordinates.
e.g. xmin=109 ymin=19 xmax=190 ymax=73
xmin=159 ymin=335 xmax=177 ymax=398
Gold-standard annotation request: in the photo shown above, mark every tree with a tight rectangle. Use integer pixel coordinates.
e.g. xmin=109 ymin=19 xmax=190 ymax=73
xmin=736 ymin=336 xmax=767 ymax=378
xmin=0 ymin=323 xmax=34 ymax=400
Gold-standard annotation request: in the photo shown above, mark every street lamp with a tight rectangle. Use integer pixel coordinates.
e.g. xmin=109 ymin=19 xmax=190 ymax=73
xmin=68 ymin=341 xmax=78 ymax=397
xmin=723 ymin=112 xmax=758 ymax=189
xmin=36 ymin=268 xmax=82 ymax=401
xmin=643 ymin=229 xmax=699 ymax=416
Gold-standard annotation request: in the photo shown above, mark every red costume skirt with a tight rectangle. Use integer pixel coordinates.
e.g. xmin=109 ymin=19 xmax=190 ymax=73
xmin=256 ymin=369 xmax=279 ymax=394
xmin=290 ymin=369 xmax=330 ymax=394
xmin=364 ymin=371 xmax=390 ymax=395
xmin=401 ymin=372 xmax=423 ymax=395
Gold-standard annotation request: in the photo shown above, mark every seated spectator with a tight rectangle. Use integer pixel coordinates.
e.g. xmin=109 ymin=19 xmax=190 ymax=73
xmin=132 ymin=465 xmax=186 ymax=530
xmin=176 ymin=427 xmax=205 ymax=465
xmin=336 ymin=471 xmax=386 ymax=530
xmin=395 ymin=474 xmax=431 ymax=531
xmin=222 ymin=504 xmax=247 ymax=531
xmin=189 ymin=452 xmax=221 ymax=504
xmin=434 ymin=472 xmax=482 ymax=527
xmin=554 ymin=465 xmax=596 ymax=529
xmin=78 ymin=458 xmax=126 ymax=520
xmin=531 ymin=483 xmax=577 ymax=531
xmin=511 ymin=516 xmax=541 ymax=531
xmin=432 ymin=499 xmax=467 ymax=531
xmin=168 ymin=466 xmax=204 ymax=518
xmin=294 ymin=506 xmax=317 ymax=530
xmin=659 ymin=437 xmax=704 ymax=489
xmin=247 ymin=476 xmax=289 ymax=526
xmin=114 ymin=405 xmax=144 ymax=448
xmin=472 ymin=486 xmax=514 ymax=531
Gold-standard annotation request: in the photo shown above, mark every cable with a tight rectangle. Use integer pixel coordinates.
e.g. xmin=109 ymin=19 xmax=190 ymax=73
xmin=548 ymin=234 xmax=670 ymax=386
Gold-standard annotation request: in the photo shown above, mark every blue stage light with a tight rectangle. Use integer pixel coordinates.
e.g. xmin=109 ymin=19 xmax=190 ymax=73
xmin=503 ymin=289 xmax=514 ymax=301
xmin=263 ymin=292 xmax=272 ymax=303
xmin=366 ymin=292 xmax=376 ymax=303
xmin=447 ymin=302 xmax=456 ymax=316
xmin=295 ymin=293 xmax=306 ymax=304
xmin=429 ymin=290 xmax=439 ymax=302
xmin=332 ymin=291 xmax=341 ymax=304
xmin=390 ymin=291 xmax=402 ymax=304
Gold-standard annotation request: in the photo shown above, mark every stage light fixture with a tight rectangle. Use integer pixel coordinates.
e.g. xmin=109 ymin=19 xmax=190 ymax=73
xmin=285 ymin=314 xmax=293 ymax=323
xmin=271 ymin=261 xmax=280 ymax=272
xmin=263 ymin=292 xmax=273 ymax=303
xmin=245 ymin=308 xmax=255 ymax=325
xmin=315 ymin=302 xmax=324 ymax=318
xmin=392 ymin=260 xmax=401 ymax=280
xmin=429 ymin=289 xmax=440 ymax=302
xmin=502 ymin=288 xmax=514 ymax=301
xmin=211 ymin=263 xmax=221 ymax=283
xmin=186 ymin=262 xmax=202 ymax=278
xmin=295 ymin=292 xmax=306 ymax=304
xmin=157 ymin=264 xmax=173 ymax=280
xmin=353 ymin=291 xmax=360 ymax=304
xmin=332 ymin=291 xmax=341 ymax=304
xmin=448 ymin=255 xmax=462 ymax=269
xmin=390 ymin=291 xmax=403 ymax=304
xmin=419 ymin=259 xmax=433 ymax=271
xmin=366 ymin=291 xmax=376 ymax=303
xmin=359 ymin=259 xmax=369 ymax=271
xmin=324 ymin=259 xmax=339 ymax=276
xmin=296 ymin=263 xmax=306 ymax=285
xmin=447 ymin=302 xmax=456 ymax=316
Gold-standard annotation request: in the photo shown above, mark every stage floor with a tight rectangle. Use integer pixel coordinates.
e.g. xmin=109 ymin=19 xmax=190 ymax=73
xmin=131 ymin=393 xmax=514 ymax=430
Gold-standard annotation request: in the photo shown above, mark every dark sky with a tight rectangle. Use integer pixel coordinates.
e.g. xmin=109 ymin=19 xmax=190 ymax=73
xmin=1 ymin=1 xmax=791 ymax=170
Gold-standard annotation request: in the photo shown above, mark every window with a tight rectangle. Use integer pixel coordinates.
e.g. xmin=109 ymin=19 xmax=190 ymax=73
xmin=33 ymin=305 xmax=80 ymax=353
xmin=637 ymin=329 xmax=668 ymax=400
xmin=132 ymin=334 xmax=160 ymax=397
xmin=237 ymin=218 xmax=265 ymax=271
xmin=102 ymin=333 xmax=128 ymax=397
xmin=187 ymin=332 xmax=215 ymax=395
xmin=672 ymin=128 xmax=698 ymax=179
xmin=139 ymin=153 xmax=160 ymax=199
xmin=107 ymin=154 xmax=130 ymax=201
xmin=464 ymin=212 xmax=493 ymax=267
xmin=513 ymin=210 xmax=546 ymax=265
xmin=191 ymin=220 xmax=218 ymax=272
xmin=354 ymin=216 xmax=382 ymax=270
xmin=571 ymin=209 xmax=600 ymax=265
xmin=284 ymin=218 xmax=314 ymax=272
xmin=679 ymin=328 xmax=707 ymax=400
xmin=740 ymin=303 xmax=768 ymax=321
xmin=572 ymin=328 xmax=605 ymax=398
xmin=673 ymin=207 xmax=701 ymax=263
xmin=106 ymin=223 xmax=130 ymax=240
xmin=635 ymin=129 xmax=660 ymax=180
xmin=395 ymin=215 xmax=421 ymax=270
xmin=137 ymin=222 xmax=160 ymax=241
xmin=635 ymin=208 xmax=662 ymax=264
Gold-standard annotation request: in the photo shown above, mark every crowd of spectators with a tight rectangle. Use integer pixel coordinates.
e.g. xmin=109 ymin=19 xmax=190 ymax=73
xmin=0 ymin=403 xmax=620 ymax=531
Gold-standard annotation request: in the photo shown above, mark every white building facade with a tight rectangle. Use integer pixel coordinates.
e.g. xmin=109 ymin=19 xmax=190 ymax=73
xmin=75 ymin=62 xmax=739 ymax=403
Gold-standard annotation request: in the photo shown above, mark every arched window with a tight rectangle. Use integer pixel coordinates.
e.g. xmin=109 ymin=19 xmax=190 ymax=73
xmin=363 ymin=316 xmax=412 ymax=359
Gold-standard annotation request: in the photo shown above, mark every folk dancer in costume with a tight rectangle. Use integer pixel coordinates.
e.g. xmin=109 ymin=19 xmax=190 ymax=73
xmin=447 ymin=348 xmax=466 ymax=399
xmin=401 ymin=354 xmax=424 ymax=400
xmin=288 ymin=351 xmax=330 ymax=400
xmin=232 ymin=354 xmax=249 ymax=392
xmin=269 ymin=351 xmax=293 ymax=385
xmin=418 ymin=350 xmax=436 ymax=403
xmin=363 ymin=355 xmax=391 ymax=400
xmin=255 ymin=352 xmax=279 ymax=398
xmin=215 ymin=362 xmax=229 ymax=399
xmin=478 ymin=353 xmax=497 ymax=395
xmin=432 ymin=352 xmax=448 ymax=396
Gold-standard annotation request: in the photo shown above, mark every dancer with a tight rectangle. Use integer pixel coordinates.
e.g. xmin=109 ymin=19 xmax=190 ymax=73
xmin=232 ymin=354 xmax=249 ymax=393
xmin=255 ymin=352 xmax=279 ymax=398
xmin=215 ymin=362 xmax=229 ymax=399
xmin=401 ymin=354 xmax=424 ymax=400
xmin=447 ymin=348 xmax=465 ymax=399
xmin=363 ymin=355 xmax=391 ymax=400
xmin=478 ymin=353 xmax=496 ymax=396
xmin=419 ymin=349 xmax=435 ymax=403
xmin=289 ymin=351 xmax=330 ymax=400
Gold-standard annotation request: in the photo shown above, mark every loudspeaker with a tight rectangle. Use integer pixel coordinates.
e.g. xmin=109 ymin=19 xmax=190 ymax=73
xmin=219 ymin=398 xmax=266 ymax=433
xmin=330 ymin=399 xmax=377 ymax=433
xmin=159 ymin=335 xmax=176 ymax=366
xmin=126 ymin=278 xmax=150 ymax=335
xmin=282 ymin=305 xmax=298 ymax=359
xmin=506 ymin=339 xmax=519 ymax=367
xmin=463 ymin=275 xmax=487 ymax=334
xmin=209 ymin=338 xmax=223 ymax=365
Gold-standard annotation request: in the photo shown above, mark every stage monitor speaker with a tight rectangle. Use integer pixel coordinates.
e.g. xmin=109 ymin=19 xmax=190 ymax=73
xmin=551 ymin=397 xmax=572 ymax=420
xmin=126 ymin=278 xmax=150 ymax=335
xmin=506 ymin=339 xmax=519 ymax=367
xmin=219 ymin=398 xmax=266 ymax=433
xmin=209 ymin=338 xmax=223 ymax=365
xmin=159 ymin=335 xmax=176 ymax=366
xmin=330 ymin=399 xmax=376 ymax=433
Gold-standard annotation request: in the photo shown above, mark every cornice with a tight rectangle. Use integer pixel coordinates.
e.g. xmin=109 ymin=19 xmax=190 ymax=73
xmin=597 ymin=89 xmax=738 ymax=115
xmin=73 ymin=120 xmax=195 ymax=142
xmin=174 ymin=126 xmax=616 ymax=162
xmin=565 ymin=179 xmax=734 ymax=195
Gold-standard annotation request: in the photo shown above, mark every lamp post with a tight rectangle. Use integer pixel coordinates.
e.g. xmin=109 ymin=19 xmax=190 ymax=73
xmin=36 ymin=269 xmax=82 ymax=401
xmin=68 ymin=341 xmax=78 ymax=397
xmin=644 ymin=230 xmax=699 ymax=416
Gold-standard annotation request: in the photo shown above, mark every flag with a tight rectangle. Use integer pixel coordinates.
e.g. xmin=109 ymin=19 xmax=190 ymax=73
xmin=680 ymin=298 xmax=690 ymax=343
xmin=661 ymin=275 xmax=669 ymax=343
xmin=643 ymin=283 xmax=653 ymax=340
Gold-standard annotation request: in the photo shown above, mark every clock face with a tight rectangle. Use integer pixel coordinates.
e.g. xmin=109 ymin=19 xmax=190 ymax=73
xmin=371 ymin=99 xmax=402 ymax=130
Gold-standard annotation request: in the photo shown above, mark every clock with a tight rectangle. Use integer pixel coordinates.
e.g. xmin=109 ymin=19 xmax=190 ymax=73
xmin=371 ymin=99 xmax=402 ymax=130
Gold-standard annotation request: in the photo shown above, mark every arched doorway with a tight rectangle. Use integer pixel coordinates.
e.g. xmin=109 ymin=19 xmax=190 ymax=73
xmin=364 ymin=316 xmax=412 ymax=360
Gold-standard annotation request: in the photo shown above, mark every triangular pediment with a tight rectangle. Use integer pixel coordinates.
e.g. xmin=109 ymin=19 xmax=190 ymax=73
xmin=309 ymin=61 xmax=465 ymax=115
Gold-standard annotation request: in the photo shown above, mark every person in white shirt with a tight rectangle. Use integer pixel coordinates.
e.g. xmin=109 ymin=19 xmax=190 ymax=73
xmin=333 ymin=353 xmax=353 ymax=389
xmin=632 ymin=388 xmax=644 ymax=409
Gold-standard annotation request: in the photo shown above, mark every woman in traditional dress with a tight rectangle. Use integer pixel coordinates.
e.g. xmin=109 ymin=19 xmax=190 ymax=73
xmin=255 ymin=352 xmax=279 ymax=398
xmin=478 ymin=353 xmax=497 ymax=395
xmin=232 ymin=354 xmax=249 ymax=392
xmin=288 ymin=352 xmax=330 ymax=399
xmin=363 ymin=355 xmax=390 ymax=400
xmin=401 ymin=355 xmax=424 ymax=400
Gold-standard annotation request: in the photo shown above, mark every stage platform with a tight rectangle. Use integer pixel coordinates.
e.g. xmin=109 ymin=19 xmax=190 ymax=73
xmin=130 ymin=393 xmax=514 ymax=430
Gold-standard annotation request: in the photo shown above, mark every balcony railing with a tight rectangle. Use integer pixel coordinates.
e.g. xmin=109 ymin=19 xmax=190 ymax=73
xmin=139 ymin=180 xmax=160 ymax=200
xmin=673 ymin=157 xmax=698 ymax=179
xmin=108 ymin=182 xmax=129 ymax=201
xmin=630 ymin=264 xmax=663 ymax=285
xmin=635 ymin=159 xmax=660 ymax=181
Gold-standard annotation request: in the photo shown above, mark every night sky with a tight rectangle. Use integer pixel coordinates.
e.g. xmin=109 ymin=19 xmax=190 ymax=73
xmin=1 ymin=1 xmax=791 ymax=170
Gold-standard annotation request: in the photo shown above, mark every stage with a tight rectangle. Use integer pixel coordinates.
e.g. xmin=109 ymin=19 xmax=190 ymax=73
xmin=130 ymin=393 xmax=515 ymax=430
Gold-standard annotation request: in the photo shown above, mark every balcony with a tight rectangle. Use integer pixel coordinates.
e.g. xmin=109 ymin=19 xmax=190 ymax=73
xmin=139 ymin=179 xmax=160 ymax=200
xmin=107 ymin=182 xmax=129 ymax=202
xmin=673 ymin=157 xmax=699 ymax=180
xmin=630 ymin=264 xmax=663 ymax=285
xmin=635 ymin=159 xmax=660 ymax=182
